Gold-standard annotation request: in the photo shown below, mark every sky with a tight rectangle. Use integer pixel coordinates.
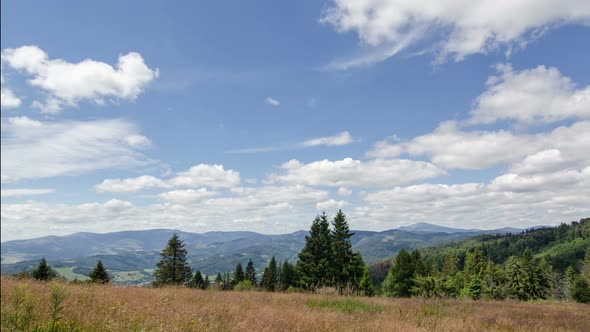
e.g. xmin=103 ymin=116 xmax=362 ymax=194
xmin=1 ymin=0 xmax=589 ymax=241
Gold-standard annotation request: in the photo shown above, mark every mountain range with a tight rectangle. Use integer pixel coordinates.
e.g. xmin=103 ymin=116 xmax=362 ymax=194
xmin=0 ymin=223 xmax=525 ymax=285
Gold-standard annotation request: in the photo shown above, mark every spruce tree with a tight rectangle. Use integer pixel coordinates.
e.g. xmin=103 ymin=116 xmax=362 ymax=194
xmin=280 ymin=260 xmax=297 ymax=291
xmin=190 ymin=270 xmax=206 ymax=289
xmin=382 ymin=249 xmax=415 ymax=297
xmin=463 ymin=247 xmax=485 ymax=299
xmin=261 ymin=256 xmax=278 ymax=291
xmin=204 ymin=275 xmax=210 ymax=289
xmin=89 ymin=260 xmax=110 ymax=284
xmin=359 ymin=266 xmax=374 ymax=297
xmin=153 ymin=233 xmax=192 ymax=286
xmin=297 ymin=213 xmax=332 ymax=290
xmin=507 ymin=256 xmax=527 ymax=300
xmin=245 ymin=259 xmax=257 ymax=285
xmin=31 ymin=257 xmax=58 ymax=281
xmin=214 ymin=273 xmax=223 ymax=289
xmin=331 ymin=210 xmax=356 ymax=294
xmin=232 ymin=263 xmax=245 ymax=286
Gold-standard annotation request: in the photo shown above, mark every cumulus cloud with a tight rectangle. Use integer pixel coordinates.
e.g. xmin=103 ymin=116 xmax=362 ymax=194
xmin=1 ymin=188 xmax=54 ymax=197
xmin=1 ymin=74 xmax=21 ymax=108
xmin=1 ymin=117 xmax=152 ymax=182
xmin=316 ymin=199 xmax=348 ymax=211
xmin=337 ymin=187 xmax=352 ymax=196
xmin=468 ymin=64 xmax=590 ymax=125
xmin=158 ymin=188 xmax=217 ymax=203
xmin=1 ymin=185 xmax=329 ymax=241
xmin=1 ymin=45 xmax=158 ymax=113
xmin=96 ymin=164 xmax=241 ymax=193
xmin=265 ymin=97 xmax=280 ymax=106
xmin=321 ymin=0 xmax=590 ymax=68
xmin=267 ymin=157 xmax=445 ymax=187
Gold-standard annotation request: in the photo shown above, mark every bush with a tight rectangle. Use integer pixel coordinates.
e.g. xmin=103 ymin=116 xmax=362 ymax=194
xmin=233 ymin=280 xmax=256 ymax=291
xmin=571 ymin=278 xmax=590 ymax=303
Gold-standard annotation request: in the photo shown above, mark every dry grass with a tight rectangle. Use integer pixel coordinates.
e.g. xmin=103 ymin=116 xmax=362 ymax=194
xmin=1 ymin=277 xmax=589 ymax=332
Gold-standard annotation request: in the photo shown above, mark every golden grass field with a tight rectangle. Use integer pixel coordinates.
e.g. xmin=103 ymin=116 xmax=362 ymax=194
xmin=1 ymin=277 xmax=589 ymax=332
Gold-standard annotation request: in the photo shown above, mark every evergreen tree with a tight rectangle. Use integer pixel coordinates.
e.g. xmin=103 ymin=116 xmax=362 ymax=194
xmin=261 ymin=256 xmax=278 ymax=291
xmin=297 ymin=213 xmax=333 ymax=290
xmin=331 ymin=210 xmax=356 ymax=294
xmin=89 ymin=260 xmax=110 ymax=284
xmin=245 ymin=259 xmax=257 ymax=285
xmin=204 ymin=275 xmax=210 ymax=289
xmin=190 ymin=270 xmax=206 ymax=289
xmin=153 ymin=233 xmax=192 ymax=286
xmin=440 ymin=253 xmax=460 ymax=297
xmin=280 ymin=261 xmax=297 ymax=291
xmin=214 ymin=273 xmax=223 ymax=289
xmin=223 ymin=272 xmax=232 ymax=290
xmin=359 ymin=265 xmax=375 ymax=297
xmin=507 ymin=256 xmax=528 ymax=300
xmin=482 ymin=260 xmax=505 ymax=299
xmin=382 ymin=249 xmax=415 ymax=297
xmin=232 ymin=263 xmax=245 ymax=286
xmin=31 ymin=257 xmax=58 ymax=281
xmin=571 ymin=278 xmax=590 ymax=303
xmin=463 ymin=247 xmax=486 ymax=299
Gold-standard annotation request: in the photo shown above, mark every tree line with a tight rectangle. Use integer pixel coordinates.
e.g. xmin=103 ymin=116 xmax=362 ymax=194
xmin=22 ymin=214 xmax=590 ymax=303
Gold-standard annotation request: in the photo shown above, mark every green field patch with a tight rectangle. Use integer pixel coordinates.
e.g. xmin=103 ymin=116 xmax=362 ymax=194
xmin=306 ymin=298 xmax=383 ymax=314
xmin=112 ymin=270 xmax=148 ymax=282
xmin=54 ymin=267 xmax=90 ymax=281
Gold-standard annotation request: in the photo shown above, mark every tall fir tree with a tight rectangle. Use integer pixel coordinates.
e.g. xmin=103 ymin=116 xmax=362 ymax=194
xmin=280 ymin=260 xmax=297 ymax=291
xmin=507 ymin=255 xmax=527 ymax=300
xmin=297 ymin=213 xmax=333 ymax=290
xmin=89 ymin=260 xmax=110 ymax=284
xmin=382 ymin=249 xmax=415 ymax=297
xmin=153 ymin=233 xmax=192 ymax=286
xmin=331 ymin=210 xmax=357 ymax=294
xmin=214 ymin=273 xmax=223 ymax=289
xmin=359 ymin=265 xmax=375 ymax=297
xmin=245 ymin=259 xmax=257 ymax=285
xmin=261 ymin=256 xmax=279 ymax=291
xmin=232 ymin=263 xmax=245 ymax=286
xmin=31 ymin=257 xmax=58 ymax=281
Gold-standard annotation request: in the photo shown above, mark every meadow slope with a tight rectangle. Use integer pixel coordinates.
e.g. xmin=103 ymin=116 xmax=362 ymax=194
xmin=1 ymin=277 xmax=589 ymax=331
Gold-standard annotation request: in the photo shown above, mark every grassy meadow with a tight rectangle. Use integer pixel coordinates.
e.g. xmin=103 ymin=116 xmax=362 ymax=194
xmin=2 ymin=277 xmax=589 ymax=331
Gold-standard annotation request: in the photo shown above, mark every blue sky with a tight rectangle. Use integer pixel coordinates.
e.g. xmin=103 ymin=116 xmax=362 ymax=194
xmin=1 ymin=1 xmax=589 ymax=241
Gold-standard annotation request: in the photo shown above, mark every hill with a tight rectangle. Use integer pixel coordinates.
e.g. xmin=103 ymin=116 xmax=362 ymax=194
xmin=1 ymin=223 xmax=521 ymax=284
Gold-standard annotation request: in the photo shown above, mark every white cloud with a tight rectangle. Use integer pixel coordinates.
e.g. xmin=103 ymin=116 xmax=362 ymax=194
xmin=96 ymin=164 xmax=241 ymax=193
xmin=267 ymin=157 xmax=445 ymax=187
xmin=158 ymin=188 xmax=217 ymax=203
xmin=226 ymin=131 xmax=355 ymax=154
xmin=1 ymin=45 xmax=158 ymax=113
xmin=316 ymin=199 xmax=348 ymax=211
xmin=1 ymin=117 xmax=152 ymax=182
xmin=169 ymin=164 xmax=240 ymax=188
xmin=468 ymin=64 xmax=590 ymax=125
xmin=95 ymin=175 xmax=169 ymax=193
xmin=1 ymin=188 xmax=54 ymax=197
xmin=265 ymin=97 xmax=280 ymax=106
xmin=0 ymin=185 xmax=329 ymax=241
xmin=1 ymin=74 xmax=22 ymax=108
xmin=321 ymin=0 xmax=590 ymax=67
xmin=490 ymin=169 xmax=587 ymax=193
xmin=337 ymin=187 xmax=352 ymax=196
xmin=302 ymin=131 xmax=354 ymax=147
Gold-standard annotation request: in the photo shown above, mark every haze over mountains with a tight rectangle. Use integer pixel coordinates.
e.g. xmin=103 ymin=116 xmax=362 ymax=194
xmin=1 ymin=223 xmax=526 ymax=284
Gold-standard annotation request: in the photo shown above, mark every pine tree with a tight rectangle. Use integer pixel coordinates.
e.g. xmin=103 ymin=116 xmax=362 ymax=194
xmin=382 ymin=249 xmax=415 ymax=297
xmin=297 ymin=213 xmax=333 ymax=290
xmin=261 ymin=256 xmax=278 ymax=291
xmin=190 ymin=270 xmax=206 ymax=289
xmin=223 ymin=272 xmax=232 ymax=290
xmin=331 ymin=210 xmax=356 ymax=294
xmin=214 ymin=273 xmax=223 ymax=289
xmin=204 ymin=275 xmax=210 ymax=289
xmin=31 ymin=257 xmax=58 ymax=281
xmin=280 ymin=261 xmax=297 ymax=291
xmin=153 ymin=233 xmax=193 ymax=286
xmin=482 ymin=260 xmax=505 ymax=299
xmin=507 ymin=256 xmax=527 ymax=300
xmin=232 ymin=263 xmax=245 ymax=286
xmin=463 ymin=247 xmax=485 ymax=299
xmin=245 ymin=259 xmax=257 ymax=285
xmin=440 ymin=253 xmax=460 ymax=297
xmin=89 ymin=260 xmax=110 ymax=284
xmin=359 ymin=266 xmax=375 ymax=297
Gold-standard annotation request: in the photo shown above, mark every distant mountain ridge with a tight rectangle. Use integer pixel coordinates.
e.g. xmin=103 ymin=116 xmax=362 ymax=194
xmin=1 ymin=223 xmax=526 ymax=284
